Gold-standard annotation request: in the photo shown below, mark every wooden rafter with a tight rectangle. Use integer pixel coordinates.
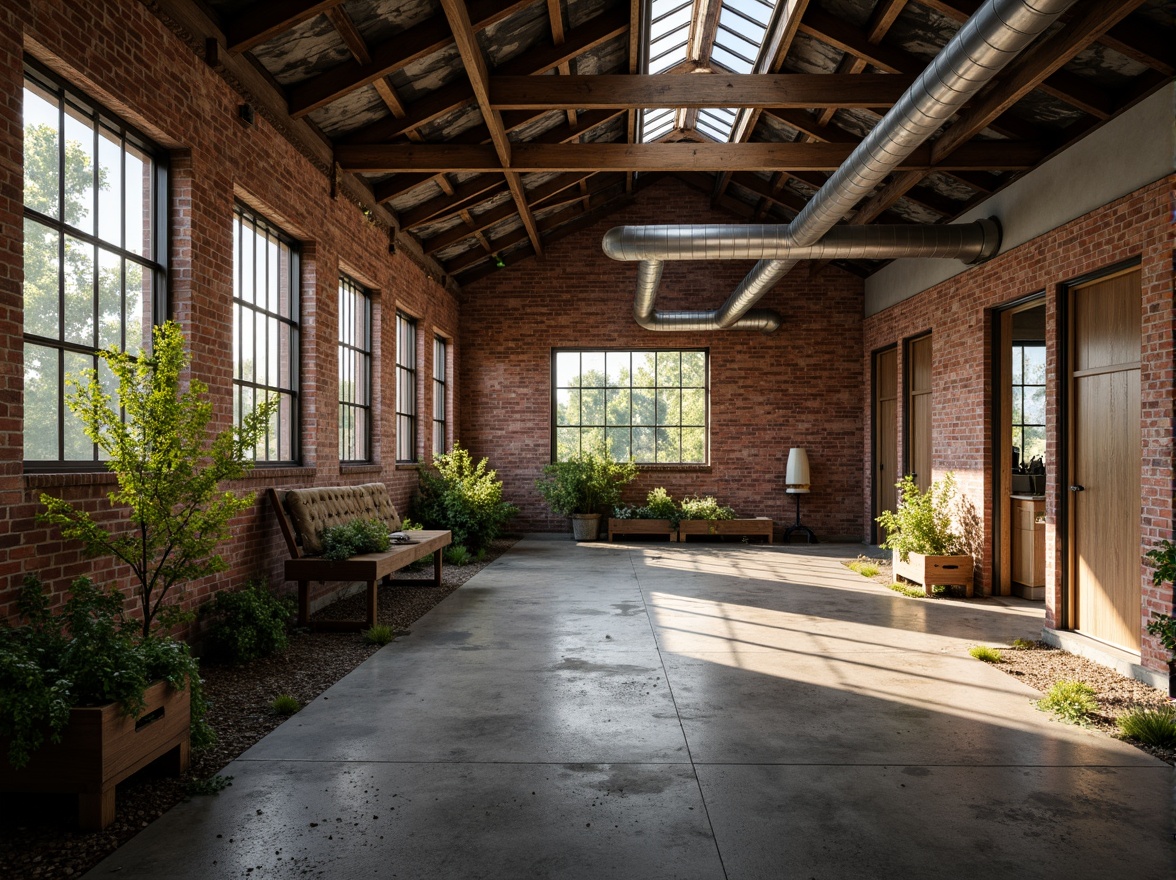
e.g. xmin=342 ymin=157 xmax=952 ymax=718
xmin=224 ymin=0 xmax=345 ymax=54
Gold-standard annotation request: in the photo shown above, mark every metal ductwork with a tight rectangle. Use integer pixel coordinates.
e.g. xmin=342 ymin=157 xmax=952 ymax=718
xmin=605 ymin=0 xmax=1078 ymax=332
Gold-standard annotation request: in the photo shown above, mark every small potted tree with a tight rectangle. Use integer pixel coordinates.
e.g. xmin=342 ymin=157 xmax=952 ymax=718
xmin=536 ymin=452 xmax=637 ymax=540
xmin=876 ymin=473 xmax=975 ymax=597
xmin=1145 ymin=539 xmax=1176 ymax=698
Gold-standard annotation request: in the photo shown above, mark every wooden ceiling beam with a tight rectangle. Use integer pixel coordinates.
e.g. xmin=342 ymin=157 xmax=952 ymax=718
xmin=438 ymin=0 xmax=543 ymax=257
xmin=489 ymin=73 xmax=917 ymax=109
xmin=287 ymin=0 xmax=533 ymax=118
xmin=225 ymin=0 xmax=345 ymax=54
xmin=342 ymin=8 xmax=628 ymax=144
xmin=325 ymin=6 xmax=371 ymax=66
xmin=1100 ymin=15 xmax=1175 ymax=78
xmin=338 ymin=139 xmax=1047 ymax=173
xmin=395 ymin=176 xmax=509 ymax=228
xmin=931 ymin=0 xmax=1146 ymax=163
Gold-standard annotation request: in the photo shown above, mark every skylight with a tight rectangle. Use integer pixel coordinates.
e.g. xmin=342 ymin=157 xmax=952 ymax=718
xmin=638 ymin=0 xmax=783 ymax=144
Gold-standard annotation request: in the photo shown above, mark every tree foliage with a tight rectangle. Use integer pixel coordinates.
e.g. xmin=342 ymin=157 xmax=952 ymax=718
xmin=411 ymin=444 xmax=517 ymax=553
xmin=38 ymin=321 xmax=275 ymax=636
xmin=875 ymin=473 xmax=964 ymax=560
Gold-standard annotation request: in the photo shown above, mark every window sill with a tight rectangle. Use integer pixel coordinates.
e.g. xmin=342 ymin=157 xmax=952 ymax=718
xmin=340 ymin=463 xmax=382 ymax=474
xmin=25 ymin=470 xmax=119 ymax=489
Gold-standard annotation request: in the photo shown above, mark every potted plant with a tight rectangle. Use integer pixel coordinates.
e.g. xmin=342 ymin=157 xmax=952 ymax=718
xmin=608 ymin=487 xmax=678 ymax=542
xmin=876 ymin=473 xmax=974 ymax=597
xmin=0 ymin=576 xmax=211 ymax=829
xmin=535 ymin=452 xmax=637 ymax=540
xmin=1145 ymin=539 xmax=1176 ymax=698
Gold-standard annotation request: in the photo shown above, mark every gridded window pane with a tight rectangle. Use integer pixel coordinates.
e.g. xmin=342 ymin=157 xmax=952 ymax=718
xmin=433 ymin=337 xmax=448 ymax=457
xmin=338 ymin=275 xmax=372 ymax=462
xmin=1011 ymin=343 xmax=1046 ymax=466
xmin=23 ymin=65 xmax=164 ymax=464
xmin=396 ymin=312 xmax=417 ymax=462
xmin=234 ymin=206 xmax=299 ymax=464
xmin=552 ymin=350 xmax=708 ymax=464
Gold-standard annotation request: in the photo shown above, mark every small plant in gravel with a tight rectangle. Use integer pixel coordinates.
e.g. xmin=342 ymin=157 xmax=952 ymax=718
xmin=847 ymin=558 xmax=881 ymax=578
xmin=1011 ymin=638 xmax=1038 ymax=649
xmin=200 ymin=580 xmax=294 ymax=664
xmin=1116 ymin=704 xmax=1176 ymax=748
xmin=270 ymin=694 xmax=301 ymax=716
xmin=1037 ymin=680 xmax=1099 ymax=725
xmin=444 ymin=544 xmax=474 ymax=566
xmin=969 ymin=645 xmax=1003 ymax=663
xmin=363 ymin=624 xmax=396 ymax=646
xmin=186 ymin=774 xmax=234 ymax=796
xmin=320 ymin=519 xmax=391 ymax=561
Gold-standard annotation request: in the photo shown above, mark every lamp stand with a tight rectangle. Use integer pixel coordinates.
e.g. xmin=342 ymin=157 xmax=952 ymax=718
xmin=782 ymin=494 xmax=817 ymax=543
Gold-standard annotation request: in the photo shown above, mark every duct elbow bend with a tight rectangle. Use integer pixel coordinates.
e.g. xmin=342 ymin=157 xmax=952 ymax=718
xmin=966 ymin=217 xmax=1003 ymax=264
xmin=602 ymin=227 xmax=634 ymax=261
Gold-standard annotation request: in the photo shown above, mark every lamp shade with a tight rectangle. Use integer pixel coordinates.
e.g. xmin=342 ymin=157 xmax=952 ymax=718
xmin=785 ymin=447 xmax=810 ymax=493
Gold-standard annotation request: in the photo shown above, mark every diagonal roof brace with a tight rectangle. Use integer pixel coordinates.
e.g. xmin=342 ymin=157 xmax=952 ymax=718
xmin=604 ymin=0 xmax=1079 ymax=332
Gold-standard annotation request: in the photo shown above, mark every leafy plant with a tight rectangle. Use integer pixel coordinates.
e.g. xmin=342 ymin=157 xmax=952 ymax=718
xmin=37 ymin=321 xmax=275 ymax=636
xmin=1145 ymin=541 xmax=1176 ymax=662
xmin=186 ymin=774 xmax=234 ymax=796
xmin=320 ymin=519 xmax=391 ymax=561
xmin=199 ymin=580 xmax=294 ymax=664
xmin=846 ymin=558 xmax=880 ymax=578
xmin=270 ymin=694 xmax=300 ymax=716
xmin=969 ymin=645 xmax=1003 ymax=663
xmin=363 ymin=624 xmax=395 ymax=646
xmin=678 ymin=495 xmax=734 ymax=521
xmin=876 ymin=472 xmax=964 ymax=562
xmin=0 ymin=576 xmax=212 ymax=769
xmin=1037 ymin=680 xmax=1099 ymax=725
xmin=1116 ymin=704 xmax=1176 ymax=748
xmin=887 ymin=581 xmax=943 ymax=599
xmin=411 ymin=444 xmax=517 ymax=553
xmin=444 ymin=544 xmax=473 ymax=566
xmin=535 ymin=452 xmax=638 ymax=517
xmin=1011 ymin=638 xmax=1038 ymax=649
xmin=613 ymin=488 xmax=680 ymax=524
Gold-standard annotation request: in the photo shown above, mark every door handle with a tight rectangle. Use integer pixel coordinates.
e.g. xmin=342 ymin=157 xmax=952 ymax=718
xmin=1069 ymin=485 xmax=1085 ymax=492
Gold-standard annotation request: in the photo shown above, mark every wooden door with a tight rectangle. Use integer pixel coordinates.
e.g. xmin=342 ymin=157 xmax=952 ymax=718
xmin=1068 ymin=267 xmax=1141 ymax=651
xmin=906 ymin=335 xmax=932 ymax=492
xmin=874 ymin=348 xmax=898 ymax=543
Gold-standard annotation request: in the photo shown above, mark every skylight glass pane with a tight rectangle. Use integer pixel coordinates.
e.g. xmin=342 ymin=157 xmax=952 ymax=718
xmin=651 ymin=4 xmax=693 ymax=39
xmin=710 ymin=45 xmax=752 ymax=73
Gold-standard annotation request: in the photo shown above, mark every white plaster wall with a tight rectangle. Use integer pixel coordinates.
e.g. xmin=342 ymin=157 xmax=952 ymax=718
xmin=864 ymin=82 xmax=1176 ymax=317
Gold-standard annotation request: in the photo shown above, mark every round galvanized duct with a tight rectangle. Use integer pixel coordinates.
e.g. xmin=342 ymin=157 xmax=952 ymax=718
xmin=607 ymin=0 xmax=1077 ymax=332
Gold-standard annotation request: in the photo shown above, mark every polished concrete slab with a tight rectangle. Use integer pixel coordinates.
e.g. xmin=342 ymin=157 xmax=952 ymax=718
xmin=86 ymin=538 xmax=1174 ymax=879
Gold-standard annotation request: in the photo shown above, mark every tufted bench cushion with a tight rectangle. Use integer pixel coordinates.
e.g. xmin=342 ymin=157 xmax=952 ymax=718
xmin=283 ymin=483 xmax=402 ymax=556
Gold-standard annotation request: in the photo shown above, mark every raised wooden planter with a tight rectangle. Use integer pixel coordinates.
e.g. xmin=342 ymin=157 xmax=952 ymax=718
xmin=608 ymin=518 xmax=675 ymax=542
xmin=0 ymin=680 xmax=190 ymax=830
xmin=678 ymin=518 xmax=774 ymax=544
xmin=893 ymin=550 xmax=974 ymax=597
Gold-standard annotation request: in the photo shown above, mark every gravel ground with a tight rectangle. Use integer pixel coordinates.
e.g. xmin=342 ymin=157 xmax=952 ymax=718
xmin=3 ymin=542 xmax=1171 ymax=879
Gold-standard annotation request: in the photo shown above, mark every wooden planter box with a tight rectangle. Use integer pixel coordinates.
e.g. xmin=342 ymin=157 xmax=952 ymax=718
xmin=893 ymin=550 xmax=974 ymax=597
xmin=678 ymin=518 xmax=774 ymax=544
xmin=608 ymin=518 xmax=675 ymax=542
xmin=0 ymin=680 xmax=190 ymax=830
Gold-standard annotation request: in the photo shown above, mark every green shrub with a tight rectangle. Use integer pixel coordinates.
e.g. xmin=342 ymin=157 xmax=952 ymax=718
xmin=363 ymin=624 xmax=395 ymax=646
xmin=876 ymin=473 xmax=963 ymax=562
xmin=412 ymin=444 xmax=518 ymax=553
xmin=200 ymin=581 xmax=294 ymax=664
xmin=0 ymin=576 xmax=212 ymax=769
xmin=1011 ymin=638 xmax=1037 ymax=649
xmin=1116 ymin=704 xmax=1176 ymax=748
xmin=320 ymin=519 xmax=391 ymax=561
xmin=270 ymin=693 xmax=300 ymax=715
xmin=1037 ymin=680 xmax=1099 ymax=725
xmin=969 ymin=645 xmax=1003 ymax=663
xmin=536 ymin=451 xmax=638 ymax=517
xmin=678 ymin=495 xmax=734 ymax=521
xmin=846 ymin=559 xmax=880 ymax=578
xmin=444 ymin=544 xmax=474 ymax=566
xmin=645 ymin=487 xmax=679 ymax=521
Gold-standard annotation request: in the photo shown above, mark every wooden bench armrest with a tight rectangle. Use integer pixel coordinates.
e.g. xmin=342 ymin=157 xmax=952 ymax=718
xmin=267 ymin=487 xmax=303 ymax=559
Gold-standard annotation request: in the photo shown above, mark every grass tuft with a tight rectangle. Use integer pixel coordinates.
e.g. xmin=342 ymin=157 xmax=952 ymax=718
xmin=846 ymin=558 xmax=881 ymax=578
xmin=270 ymin=693 xmax=301 ymax=716
xmin=363 ymin=624 xmax=396 ymax=646
xmin=1037 ymin=680 xmax=1099 ymax=725
xmin=186 ymin=774 xmax=233 ymax=796
xmin=969 ymin=645 xmax=1003 ymax=663
xmin=1010 ymin=638 xmax=1037 ymax=649
xmin=1116 ymin=704 xmax=1176 ymax=748
xmin=444 ymin=544 xmax=473 ymax=566
xmin=887 ymin=581 xmax=945 ymax=599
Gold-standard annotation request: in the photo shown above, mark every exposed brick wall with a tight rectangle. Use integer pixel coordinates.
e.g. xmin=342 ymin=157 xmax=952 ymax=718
xmin=0 ymin=0 xmax=458 ymax=626
xmin=862 ymin=174 xmax=1175 ymax=673
xmin=460 ymin=178 xmax=866 ymax=540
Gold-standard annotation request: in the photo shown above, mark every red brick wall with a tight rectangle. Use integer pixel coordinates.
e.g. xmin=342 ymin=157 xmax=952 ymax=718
xmin=0 ymin=0 xmax=458 ymax=625
xmin=862 ymin=175 xmax=1175 ymax=673
xmin=460 ymin=178 xmax=866 ymax=539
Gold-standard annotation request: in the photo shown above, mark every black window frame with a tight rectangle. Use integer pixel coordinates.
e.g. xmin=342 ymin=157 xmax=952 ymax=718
xmin=338 ymin=273 xmax=372 ymax=463
xmin=395 ymin=311 xmax=417 ymax=463
xmin=432 ymin=335 xmax=448 ymax=458
xmin=21 ymin=60 xmax=169 ymax=470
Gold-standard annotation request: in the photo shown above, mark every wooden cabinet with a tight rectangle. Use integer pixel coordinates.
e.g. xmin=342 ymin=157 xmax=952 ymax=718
xmin=1012 ymin=496 xmax=1045 ymax=599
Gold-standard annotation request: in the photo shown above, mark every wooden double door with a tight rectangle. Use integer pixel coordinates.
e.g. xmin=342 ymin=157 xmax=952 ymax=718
xmin=1067 ymin=267 xmax=1141 ymax=651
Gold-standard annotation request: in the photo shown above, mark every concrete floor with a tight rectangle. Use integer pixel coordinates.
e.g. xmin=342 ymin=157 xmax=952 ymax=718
xmin=86 ymin=538 xmax=1174 ymax=879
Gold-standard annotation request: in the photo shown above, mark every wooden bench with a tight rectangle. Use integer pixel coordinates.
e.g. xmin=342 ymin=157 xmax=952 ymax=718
xmin=268 ymin=484 xmax=452 ymax=632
